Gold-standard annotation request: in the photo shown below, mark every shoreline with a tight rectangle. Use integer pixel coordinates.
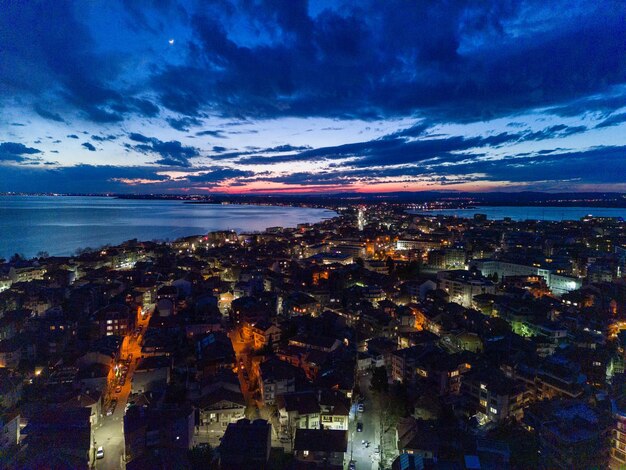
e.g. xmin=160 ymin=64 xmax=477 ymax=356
xmin=0 ymin=198 xmax=339 ymax=260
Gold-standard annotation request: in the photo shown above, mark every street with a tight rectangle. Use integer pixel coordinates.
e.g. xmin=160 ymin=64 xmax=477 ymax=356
xmin=348 ymin=371 xmax=381 ymax=470
xmin=93 ymin=308 xmax=151 ymax=469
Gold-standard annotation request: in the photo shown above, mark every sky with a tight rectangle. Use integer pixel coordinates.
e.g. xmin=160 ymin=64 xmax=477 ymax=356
xmin=0 ymin=0 xmax=625 ymax=194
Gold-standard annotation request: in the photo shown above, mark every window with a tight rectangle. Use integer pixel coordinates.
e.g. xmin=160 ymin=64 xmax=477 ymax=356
xmin=490 ymin=407 xmax=498 ymax=414
xmin=303 ymin=450 xmax=309 ymax=457
xmin=480 ymin=399 xmax=487 ymax=408
xmin=480 ymin=383 xmax=487 ymax=390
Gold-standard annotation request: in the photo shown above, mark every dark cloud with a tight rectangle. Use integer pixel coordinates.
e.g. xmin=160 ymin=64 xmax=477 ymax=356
xmin=255 ymin=145 xmax=626 ymax=188
xmin=432 ymin=146 xmax=626 ymax=184
xmin=91 ymin=134 xmax=117 ymax=142
xmin=67 ymin=134 xmax=79 ymax=139
xmin=236 ymin=122 xmax=591 ymax=168
xmin=34 ymin=104 xmax=65 ymax=122
xmin=0 ymin=164 xmax=256 ymax=193
xmin=2 ymin=1 xmax=625 ymax=128
xmin=187 ymin=168 xmax=255 ymax=182
xmin=521 ymin=125 xmax=588 ymax=141
xmin=167 ymin=116 xmax=203 ymax=131
xmin=126 ymin=133 xmax=200 ymax=167
xmin=128 ymin=133 xmax=152 ymax=143
xmin=0 ymin=142 xmax=42 ymax=163
xmin=145 ymin=0 xmax=626 ymax=122
xmin=195 ymin=130 xmax=225 ymax=138
xmin=595 ymin=112 xmax=626 ymax=129
xmin=0 ymin=165 xmax=172 ymax=193
xmin=82 ymin=142 xmax=96 ymax=151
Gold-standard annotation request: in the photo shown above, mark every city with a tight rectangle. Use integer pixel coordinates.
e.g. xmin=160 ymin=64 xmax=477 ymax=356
xmin=1 ymin=0 xmax=626 ymax=468
xmin=1 ymin=204 xmax=626 ymax=468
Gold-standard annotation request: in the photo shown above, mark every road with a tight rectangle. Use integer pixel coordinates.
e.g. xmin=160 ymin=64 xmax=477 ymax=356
xmin=348 ymin=370 xmax=380 ymax=470
xmin=93 ymin=309 xmax=151 ymax=469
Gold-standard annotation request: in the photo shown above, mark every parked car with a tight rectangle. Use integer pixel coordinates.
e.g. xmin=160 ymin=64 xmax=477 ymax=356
xmin=357 ymin=403 xmax=364 ymax=413
xmin=356 ymin=422 xmax=363 ymax=432
xmin=96 ymin=446 xmax=104 ymax=459
xmin=115 ymin=385 xmax=122 ymax=394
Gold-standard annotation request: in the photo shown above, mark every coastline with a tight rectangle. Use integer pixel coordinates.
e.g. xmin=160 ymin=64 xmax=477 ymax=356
xmin=0 ymin=197 xmax=338 ymax=259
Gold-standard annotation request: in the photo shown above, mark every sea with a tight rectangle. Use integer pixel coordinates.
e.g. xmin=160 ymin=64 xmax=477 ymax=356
xmin=409 ymin=206 xmax=626 ymax=222
xmin=0 ymin=196 xmax=336 ymax=259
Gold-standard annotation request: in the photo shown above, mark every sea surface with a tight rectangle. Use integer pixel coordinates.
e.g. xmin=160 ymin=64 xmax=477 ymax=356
xmin=409 ymin=206 xmax=626 ymax=222
xmin=0 ymin=196 xmax=336 ymax=259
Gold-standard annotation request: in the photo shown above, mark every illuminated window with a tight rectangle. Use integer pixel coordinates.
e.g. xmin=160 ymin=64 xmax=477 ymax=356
xmin=480 ymin=383 xmax=487 ymax=390
xmin=490 ymin=407 xmax=498 ymax=414
xmin=480 ymin=399 xmax=487 ymax=407
xmin=303 ymin=450 xmax=309 ymax=457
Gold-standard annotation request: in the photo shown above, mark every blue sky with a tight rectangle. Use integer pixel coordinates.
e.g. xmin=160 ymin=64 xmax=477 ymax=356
xmin=0 ymin=0 xmax=625 ymax=193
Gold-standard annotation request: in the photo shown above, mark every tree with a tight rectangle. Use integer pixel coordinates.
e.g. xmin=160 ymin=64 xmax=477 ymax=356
xmin=187 ymin=444 xmax=214 ymax=469
xmin=386 ymin=256 xmax=396 ymax=274
xmin=36 ymin=251 xmax=49 ymax=259
xmin=9 ymin=253 xmax=25 ymax=263
xmin=370 ymin=366 xmax=388 ymax=394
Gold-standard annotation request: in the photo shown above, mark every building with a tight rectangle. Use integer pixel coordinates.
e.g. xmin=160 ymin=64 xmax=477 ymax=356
xmin=524 ymin=400 xmax=611 ymax=470
xmin=242 ymin=320 xmax=281 ymax=350
xmin=436 ymin=270 xmax=496 ymax=308
xmin=131 ymin=356 xmax=171 ymax=395
xmin=471 ymin=259 xmax=582 ymax=295
xmin=258 ymin=357 xmax=300 ymax=406
xmin=0 ymin=410 xmax=19 ymax=451
xmin=610 ymin=398 xmax=626 ymax=469
xmin=293 ymin=428 xmax=348 ymax=467
xmin=462 ymin=368 xmax=530 ymax=423
xmin=19 ymin=407 xmax=93 ymax=469
xmin=195 ymin=386 xmax=246 ymax=441
xmin=94 ymin=303 xmax=132 ymax=337
xmin=124 ymin=405 xmax=194 ymax=464
xmin=219 ymin=419 xmax=272 ymax=470
xmin=277 ymin=391 xmax=321 ymax=434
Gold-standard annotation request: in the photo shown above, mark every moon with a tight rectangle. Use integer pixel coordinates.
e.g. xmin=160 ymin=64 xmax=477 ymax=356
xmin=168 ymin=38 xmax=175 ymax=45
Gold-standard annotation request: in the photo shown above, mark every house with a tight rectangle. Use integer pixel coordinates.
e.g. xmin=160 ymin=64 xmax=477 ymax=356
xmin=288 ymin=334 xmax=341 ymax=353
xmin=94 ymin=303 xmax=132 ymax=338
xmin=124 ymin=404 xmax=194 ymax=464
xmin=462 ymin=368 xmax=530 ymax=423
xmin=0 ymin=410 xmax=19 ymax=451
xmin=219 ymin=419 xmax=272 ymax=470
xmin=284 ymin=292 xmax=321 ymax=317
xmin=76 ymin=362 xmax=110 ymax=392
xmin=437 ymin=270 xmax=496 ymax=308
xmin=319 ymin=391 xmax=350 ymax=431
xmin=523 ymin=400 xmax=611 ymax=469
xmin=396 ymin=417 xmax=439 ymax=459
xmin=242 ymin=320 xmax=282 ymax=350
xmin=195 ymin=386 xmax=246 ymax=442
xmin=293 ymin=428 xmax=348 ymax=467
xmin=258 ymin=357 xmax=301 ymax=406
xmin=0 ymin=338 xmax=21 ymax=369
xmin=0 ymin=369 xmax=23 ymax=408
xmin=277 ymin=391 xmax=321 ymax=434
xmin=131 ymin=356 xmax=171 ymax=395
xmin=19 ymin=406 xmax=93 ymax=469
